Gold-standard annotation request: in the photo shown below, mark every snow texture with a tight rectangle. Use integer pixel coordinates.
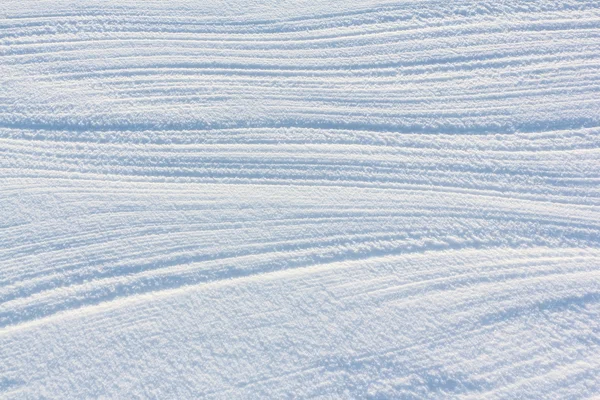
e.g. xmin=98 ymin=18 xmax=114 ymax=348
xmin=1 ymin=0 xmax=600 ymax=398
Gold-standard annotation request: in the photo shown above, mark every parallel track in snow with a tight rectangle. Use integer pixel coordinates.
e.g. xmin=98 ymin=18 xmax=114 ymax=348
xmin=1 ymin=0 xmax=600 ymax=398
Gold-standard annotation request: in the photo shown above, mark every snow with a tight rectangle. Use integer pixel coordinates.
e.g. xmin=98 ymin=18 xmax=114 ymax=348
xmin=1 ymin=0 xmax=600 ymax=398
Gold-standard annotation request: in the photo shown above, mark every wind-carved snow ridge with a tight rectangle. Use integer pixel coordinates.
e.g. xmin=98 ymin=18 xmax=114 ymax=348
xmin=1 ymin=0 xmax=600 ymax=398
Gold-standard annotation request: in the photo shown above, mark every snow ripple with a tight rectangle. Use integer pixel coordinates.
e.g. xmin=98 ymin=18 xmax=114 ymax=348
xmin=1 ymin=0 xmax=600 ymax=398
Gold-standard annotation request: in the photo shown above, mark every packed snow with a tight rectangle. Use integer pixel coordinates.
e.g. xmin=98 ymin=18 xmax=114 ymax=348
xmin=1 ymin=0 xmax=600 ymax=398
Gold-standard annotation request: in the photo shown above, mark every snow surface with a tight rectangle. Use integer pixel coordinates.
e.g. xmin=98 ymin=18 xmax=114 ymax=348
xmin=1 ymin=0 xmax=600 ymax=398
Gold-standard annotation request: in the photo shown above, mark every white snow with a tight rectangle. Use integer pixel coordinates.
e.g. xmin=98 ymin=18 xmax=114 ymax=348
xmin=1 ymin=0 xmax=600 ymax=398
